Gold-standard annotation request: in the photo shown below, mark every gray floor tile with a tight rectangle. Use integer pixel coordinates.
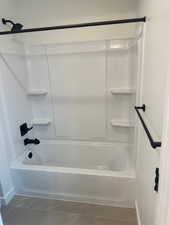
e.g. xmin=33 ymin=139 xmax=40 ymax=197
xmin=3 ymin=207 xmax=47 ymax=225
xmin=1 ymin=196 xmax=138 ymax=225
xmin=72 ymin=215 xmax=95 ymax=225
xmin=95 ymin=217 xmax=138 ymax=225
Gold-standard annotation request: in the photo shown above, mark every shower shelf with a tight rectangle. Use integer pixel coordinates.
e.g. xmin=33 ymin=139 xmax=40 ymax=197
xmin=27 ymin=90 xmax=48 ymax=96
xmin=31 ymin=119 xmax=51 ymax=125
xmin=110 ymin=88 xmax=135 ymax=95
xmin=110 ymin=120 xmax=134 ymax=128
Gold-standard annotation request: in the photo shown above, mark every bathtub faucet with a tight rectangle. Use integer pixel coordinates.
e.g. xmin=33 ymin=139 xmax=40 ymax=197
xmin=24 ymin=138 xmax=40 ymax=146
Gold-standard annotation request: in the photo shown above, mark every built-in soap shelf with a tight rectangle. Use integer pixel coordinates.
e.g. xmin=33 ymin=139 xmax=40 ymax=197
xmin=110 ymin=120 xmax=134 ymax=128
xmin=110 ymin=88 xmax=135 ymax=95
xmin=27 ymin=89 xmax=48 ymax=96
xmin=31 ymin=119 xmax=51 ymax=125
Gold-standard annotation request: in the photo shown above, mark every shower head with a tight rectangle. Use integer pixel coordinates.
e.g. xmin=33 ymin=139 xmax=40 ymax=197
xmin=2 ymin=18 xmax=23 ymax=32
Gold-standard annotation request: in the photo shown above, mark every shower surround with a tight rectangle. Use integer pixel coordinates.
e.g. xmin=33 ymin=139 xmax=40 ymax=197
xmin=11 ymin=38 xmax=139 ymax=208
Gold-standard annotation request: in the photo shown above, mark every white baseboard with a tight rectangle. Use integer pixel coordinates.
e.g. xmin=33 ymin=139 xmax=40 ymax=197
xmin=16 ymin=188 xmax=134 ymax=208
xmin=135 ymin=200 xmax=141 ymax=225
xmin=0 ymin=187 xmax=15 ymax=205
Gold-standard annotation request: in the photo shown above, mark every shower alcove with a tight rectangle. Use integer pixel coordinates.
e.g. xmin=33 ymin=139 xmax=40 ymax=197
xmin=11 ymin=26 xmax=142 ymax=208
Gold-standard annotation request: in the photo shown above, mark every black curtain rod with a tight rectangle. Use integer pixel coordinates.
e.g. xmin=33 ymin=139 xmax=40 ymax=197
xmin=0 ymin=17 xmax=146 ymax=35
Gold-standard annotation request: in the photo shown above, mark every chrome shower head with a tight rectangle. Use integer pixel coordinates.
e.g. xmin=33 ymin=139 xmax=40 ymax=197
xmin=2 ymin=18 xmax=23 ymax=32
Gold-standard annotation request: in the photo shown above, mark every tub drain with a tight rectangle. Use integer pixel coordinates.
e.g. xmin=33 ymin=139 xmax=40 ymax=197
xmin=28 ymin=152 xmax=33 ymax=159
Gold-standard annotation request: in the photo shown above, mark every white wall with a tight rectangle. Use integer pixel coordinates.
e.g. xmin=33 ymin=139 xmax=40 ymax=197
xmin=136 ymin=1 xmax=169 ymax=225
xmin=0 ymin=103 xmax=14 ymax=204
xmin=0 ymin=0 xmax=17 ymax=204
xmin=0 ymin=36 xmax=34 ymax=203
xmin=0 ymin=0 xmax=17 ymax=20
xmin=16 ymin=0 xmax=137 ymax=27
xmin=0 ymin=0 xmax=33 ymax=204
xmin=0 ymin=39 xmax=33 ymax=160
xmin=13 ymin=0 xmax=139 ymax=45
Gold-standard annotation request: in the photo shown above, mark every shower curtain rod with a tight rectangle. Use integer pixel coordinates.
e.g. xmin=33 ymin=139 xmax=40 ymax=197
xmin=0 ymin=17 xmax=146 ymax=35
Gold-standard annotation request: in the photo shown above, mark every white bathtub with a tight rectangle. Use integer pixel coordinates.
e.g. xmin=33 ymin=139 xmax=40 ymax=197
xmin=11 ymin=140 xmax=136 ymax=208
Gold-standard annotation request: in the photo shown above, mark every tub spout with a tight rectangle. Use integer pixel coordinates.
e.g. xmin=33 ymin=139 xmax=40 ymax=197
xmin=24 ymin=138 xmax=40 ymax=146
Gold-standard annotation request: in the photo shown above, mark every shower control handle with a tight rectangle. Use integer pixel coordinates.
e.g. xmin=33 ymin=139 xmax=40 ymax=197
xmin=20 ymin=123 xmax=33 ymax=136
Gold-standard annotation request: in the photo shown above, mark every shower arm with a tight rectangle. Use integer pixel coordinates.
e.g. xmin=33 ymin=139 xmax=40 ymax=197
xmin=2 ymin=18 xmax=23 ymax=32
xmin=2 ymin=18 xmax=15 ymax=26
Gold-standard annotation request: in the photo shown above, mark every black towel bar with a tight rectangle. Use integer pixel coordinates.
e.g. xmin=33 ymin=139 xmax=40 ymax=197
xmin=135 ymin=105 xmax=161 ymax=149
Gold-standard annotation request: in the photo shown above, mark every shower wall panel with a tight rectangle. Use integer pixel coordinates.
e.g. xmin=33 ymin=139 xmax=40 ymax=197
xmin=47 ymin=43 xmax=106 ymax=140
xmin=26 ymin=39 xmax=137 ymax=143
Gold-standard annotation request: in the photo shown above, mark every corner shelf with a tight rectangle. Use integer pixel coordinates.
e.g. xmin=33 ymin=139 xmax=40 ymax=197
xmin=27 ymin=89 xmax=48 ymax=96
xmin=31 ymin=119 xmax=51 ymax=125
xmin=110 ymin=88 xmax=135 ymax=95
xmin=110 ymin=120 xmax=134 ymax=128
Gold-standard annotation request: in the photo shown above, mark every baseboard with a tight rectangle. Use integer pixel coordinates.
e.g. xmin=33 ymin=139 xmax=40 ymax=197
xmin=0 ymin=187 xmax=15 ymax=205
xmin=135 ymin=200 xmax=141 ymax=225
xmin=16 ymin=188 xmax=134 ymax=208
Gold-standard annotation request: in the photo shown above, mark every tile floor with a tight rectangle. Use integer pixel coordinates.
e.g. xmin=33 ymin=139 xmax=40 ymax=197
xmin=1 ymin=196 xmax=138 ymax=225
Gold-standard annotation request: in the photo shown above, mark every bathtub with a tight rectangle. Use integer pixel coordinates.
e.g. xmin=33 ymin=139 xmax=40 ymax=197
xmin=11 ymin=140 xmax=136 ymax=208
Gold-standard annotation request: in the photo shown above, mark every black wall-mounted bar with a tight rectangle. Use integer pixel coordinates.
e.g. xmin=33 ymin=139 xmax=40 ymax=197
xmin=135 ymin=105 xmax=161 ymax=149
xmin=0 ymin=17 xmax=146 ymax=35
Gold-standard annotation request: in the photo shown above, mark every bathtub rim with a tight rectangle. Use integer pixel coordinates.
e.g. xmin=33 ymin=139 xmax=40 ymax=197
xmin=11 ymin=150 xmax=136 ymax=178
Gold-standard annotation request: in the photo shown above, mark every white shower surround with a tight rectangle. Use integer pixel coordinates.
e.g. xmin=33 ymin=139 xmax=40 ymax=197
xmin=11 ymin=141 xmax=136 ymax=208
xmin=9 ymin=38 xmax=139 ymax=208
xmin=26 ymin=39 xmax=137 ymax=142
